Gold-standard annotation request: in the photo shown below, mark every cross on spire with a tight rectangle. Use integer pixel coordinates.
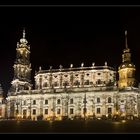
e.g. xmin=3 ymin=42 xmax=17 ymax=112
xmin=125 ymin=30 xmax=128 ymax=49
xmin=23 ymin=28 xmax=25 ymax=39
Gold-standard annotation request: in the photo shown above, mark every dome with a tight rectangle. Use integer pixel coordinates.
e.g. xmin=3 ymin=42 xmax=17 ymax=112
xmin=20 ymin=38 xmax=28 ymax=44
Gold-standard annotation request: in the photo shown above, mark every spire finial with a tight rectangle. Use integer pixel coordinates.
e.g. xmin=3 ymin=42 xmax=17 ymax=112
xmin=125 ymin=30 xmax=128 ymax=49
xmin=23 ymin=28 xmax=25 ymax=39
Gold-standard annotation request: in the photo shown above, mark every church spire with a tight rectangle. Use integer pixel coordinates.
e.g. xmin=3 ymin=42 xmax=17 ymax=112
xmin=23 ymin=28 xmax=25 ymax=39
xmin=125 ymin=30 xmax=128 ymax=49
xmin=122 ymin=30 xmax=131 ymax=62
xmin=20 ymin=28 xmax=28 ymax=44
xmin=118 ymin=30 xmax=136 ymax=89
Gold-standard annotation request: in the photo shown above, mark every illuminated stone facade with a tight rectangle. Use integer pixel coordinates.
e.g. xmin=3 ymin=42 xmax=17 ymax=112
xmin=0 ymin=84 xmax=6 ymax=118
xmin=2 ymin=30 xmax=140 ymax=120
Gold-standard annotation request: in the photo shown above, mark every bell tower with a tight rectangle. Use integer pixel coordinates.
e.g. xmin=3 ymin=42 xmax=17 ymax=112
xmin=118 ymin=30 xmax=136 ymax=89
xmin=10 ymin=29 xmax=32 ymax=93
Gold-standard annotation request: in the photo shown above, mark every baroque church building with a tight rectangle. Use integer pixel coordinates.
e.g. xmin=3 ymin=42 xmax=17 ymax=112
xmin=0 ymin=30 xmax=140 ymax=120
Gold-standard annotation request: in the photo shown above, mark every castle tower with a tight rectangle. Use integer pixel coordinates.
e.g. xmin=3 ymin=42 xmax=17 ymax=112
xmin=10 ymin=29 xmax=32 ymax=93
xmin=118 ymin=30 xmax=136 ymax=89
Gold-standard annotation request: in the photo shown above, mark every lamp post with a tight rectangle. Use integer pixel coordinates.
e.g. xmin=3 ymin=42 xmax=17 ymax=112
xmin=83 ymin=93 xmax=87 ymax=120
xmin=16 ymin=97 xmax=20 ymax=120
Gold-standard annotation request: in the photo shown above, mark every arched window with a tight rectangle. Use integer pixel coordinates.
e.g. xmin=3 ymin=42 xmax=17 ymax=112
xmin=108 ymin=97 xmax=112 ymax=103
xmin=96 ymin=79 xmax=102 ymax=85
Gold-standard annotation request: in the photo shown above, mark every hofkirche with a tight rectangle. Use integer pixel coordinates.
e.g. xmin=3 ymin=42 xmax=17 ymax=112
xmin=0 ymin=30 xmax=139 ymax=121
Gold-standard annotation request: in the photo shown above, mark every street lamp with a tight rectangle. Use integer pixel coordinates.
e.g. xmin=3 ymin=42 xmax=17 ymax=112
xmin=83 ymin=93 xmax=87 ymax=120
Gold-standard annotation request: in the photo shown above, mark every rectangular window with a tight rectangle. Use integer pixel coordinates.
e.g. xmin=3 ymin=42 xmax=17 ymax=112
xmin=23 ymin=101 xmax=26 ymax=105
xmin=33 ymin=100 xmax=36 ymax=105
xmin=16 ymin=110 xmax=19 ymax=114
xmin=83 ymin=108 xmax=87 ymax=114
xmin=57 ymin=109 xmax=61 ymax=114
xmin=70 ymin=99 xmax=73 ymax=104
xmin=45 ymin=100 xmax=48 ymax=104
xmin=108 ymin=108 xmax=112 ymax=114
xmin=45 ymin=109 xmax=48 ymax=115
xmin=70 ymin=108 xmax=74 ymax=114
xmin=97 ymin=98 xmax=100 ymax=103
xmin=97 ymin=108 xmax=100 ymax=114
xmin=33 ymin=109 xmax=36 ymax=115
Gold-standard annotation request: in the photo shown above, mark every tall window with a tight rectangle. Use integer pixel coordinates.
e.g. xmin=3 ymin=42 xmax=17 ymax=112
xmin=57 ymin=99 xmax=61 ymax=104
xmin=54 ymin=82 xmax=58 ymax=87
xmin=97 ymin=98 xmax=100 ymax=103
xmin=83 ymin=108 xmax=87 ymax=114
xmin=70 ymin=108 xmax=74 ymax=114
xmin=108 ymin=108 xmax=112 ymax=114
xmin=33 ymin=100 xmax=36 ymax=105
xmin=108 ymin=97 xmax=112 ymax=103
xmin=70 ymin=98 xmax=73 ymax=104
xmin=45 ymin=100 xmax=48 ymax=105
xmin=45 ymin=109 xmax=48 ymax=115
xmin=33 ymin=109 xmax=36 ymax=115
xmin=23 ymin=100 xmax=26 ymax=105
xmin=97 ymin=108 xmax=100 ymax=114
xmin=57 ymin=109 xmax=61 ymax=114
xmin=23 ymin=110 xmax=27 ymax=116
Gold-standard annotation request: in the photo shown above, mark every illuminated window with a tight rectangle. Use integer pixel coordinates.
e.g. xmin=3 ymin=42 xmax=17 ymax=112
xmin=33 ymin=100 xmax=36 ymax=105
xmin=33 ymin=109 xmax=36 ymax=115
xmin=108 ymin=97 xmax=112 ymax=103
xmin=70 ymin=98 xmax=73 ymax=104
xmin=45 ymin=109 xmax=48 ymax=114
xmin=57 ymin=109 xmax=61 ymax=114
xmin=70 ymin=108 xmax=74 ymax=114
xmin=57 ymin=99 xmax=61 ymax=104
xmin=108 ymin=108 xmax=112 ymax=114
xmin=97 ymin=98 xmax=100 ymax=103
xmin=97 ymin=108 xmax=100 ymax=114
xmin=45 ymin=100 xmax=48 ymax=104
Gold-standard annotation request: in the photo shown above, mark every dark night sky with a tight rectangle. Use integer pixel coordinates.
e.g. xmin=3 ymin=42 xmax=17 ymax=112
xmin=0 ymin=6 xmax=140 ymax=96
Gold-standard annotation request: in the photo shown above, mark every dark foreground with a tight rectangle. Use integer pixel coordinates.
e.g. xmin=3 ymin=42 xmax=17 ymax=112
xmin=0 ymin=120 xmax=140 ymax=133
